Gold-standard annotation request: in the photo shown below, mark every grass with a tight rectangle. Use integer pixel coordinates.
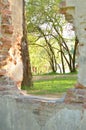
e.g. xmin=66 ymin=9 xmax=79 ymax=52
xmin=23 ymin=75 xmax=77 ymax=96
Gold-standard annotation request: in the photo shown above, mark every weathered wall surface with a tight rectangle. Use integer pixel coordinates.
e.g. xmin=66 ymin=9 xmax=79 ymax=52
xmin=0 ymin=0 xmax=23 ymax=88
xmin=6 ymin=0 xmax=23 ymax=87
xmin=0 ymin=0 xmax=13 ymax=75
xmin=0 ymin=94 xmax=86 ymax=130
xmin=0 ymin=0 xmax=86 ymax=130
xmin=60 ymin=0 xmax=86 ymax=88
xmin=75 ymin=1 xmax=86 ymax=87
xmin=60 ymin=0 xmax=86 ymax=106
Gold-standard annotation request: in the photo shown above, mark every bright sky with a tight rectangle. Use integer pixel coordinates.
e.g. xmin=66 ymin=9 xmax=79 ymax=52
xmin=63 ymin=23 xmax=75 ymax=39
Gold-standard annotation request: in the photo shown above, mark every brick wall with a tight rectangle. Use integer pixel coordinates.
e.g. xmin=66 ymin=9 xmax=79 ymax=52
xmin=0 ymin=0 xmax=13 ymax=74
xmin=0 ymin=0 xmax=23 ymax=89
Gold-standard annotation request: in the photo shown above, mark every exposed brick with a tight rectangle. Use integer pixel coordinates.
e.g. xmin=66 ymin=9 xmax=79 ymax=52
xmin=64 ymin=88 xmax=86 ymax=104
xmin=75 ymin=82 xmax=86 ymax=89
xmin=0 ymin=61 xmax=7 ymax=67
xmin=2 ymin=24 xmax=14 ymax=34
xmin=0 ymin=37 xmax=12 ymax=46
xmin=0 ymin=0 xmax=23 ymax=89
xmin=0 ymin=0 xmax=13 ymax=79
xmin=0 ymin=1 xmax=10 ymax=11
xmin=0 ymin=69 xmax=6 ymax=76
xmin=1 ymin=9 xmax=11 ymax=16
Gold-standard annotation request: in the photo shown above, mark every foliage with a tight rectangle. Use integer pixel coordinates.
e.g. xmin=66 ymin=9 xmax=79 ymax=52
xmin=26 ymin=0 xmax=78 ymax=74
xmin=28 ymin=34 xmax=51 ymax=74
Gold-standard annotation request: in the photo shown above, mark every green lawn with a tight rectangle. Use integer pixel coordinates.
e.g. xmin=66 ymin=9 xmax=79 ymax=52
xmin=23 ymin=75 xmax=77 ymax=96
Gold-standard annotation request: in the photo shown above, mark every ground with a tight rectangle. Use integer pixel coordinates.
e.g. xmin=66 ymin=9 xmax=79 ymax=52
xmin=22 ymin=74 xmax=77 ymax=98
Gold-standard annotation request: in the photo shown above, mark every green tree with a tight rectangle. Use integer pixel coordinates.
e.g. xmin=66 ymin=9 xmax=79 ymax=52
xmin=26 ymin=0 xmax=78 ymax=73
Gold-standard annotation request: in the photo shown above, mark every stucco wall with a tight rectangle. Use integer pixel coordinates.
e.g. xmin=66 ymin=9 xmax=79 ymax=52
xmin=75 ymin=1 xmax=86 ymax=87
xmin=60 ymin=0 xmax=86 ymax=88
xmin=0 ymin=94 xmax=86 ymax=130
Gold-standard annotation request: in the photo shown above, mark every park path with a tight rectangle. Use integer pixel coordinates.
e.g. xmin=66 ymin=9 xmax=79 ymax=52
xmin=33 ymin=74 xmax=77 ymax=81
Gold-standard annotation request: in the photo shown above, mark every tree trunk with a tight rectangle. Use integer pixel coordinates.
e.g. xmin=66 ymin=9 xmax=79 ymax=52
xmin=59 ymin=40 xmax=65 ymax=73
xmin=72 ymin=36 xmax=79 ymax=72
xmin=21 ymin=0 xmax=33 ymax=87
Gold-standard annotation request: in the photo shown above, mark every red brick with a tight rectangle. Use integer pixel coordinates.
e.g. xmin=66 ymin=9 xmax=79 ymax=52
xmin=3 ymin=25 xmax=14 ymax=34
xmin=1 ymin=9 xmax=11 ymax=16
xmin=0 ymin=69 xmax=6 ymax=76
xmin=0 ymin=37 xmax=12 ymax=46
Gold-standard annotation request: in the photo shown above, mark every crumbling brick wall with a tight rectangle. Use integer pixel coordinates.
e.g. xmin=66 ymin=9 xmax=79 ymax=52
xmin=0 ymin=0 xmax=23 ymax=89
xmin=0 ymin=0 xmax=12 ymax=74
xmin=0 ymin=1 xmax=86 ymax=130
